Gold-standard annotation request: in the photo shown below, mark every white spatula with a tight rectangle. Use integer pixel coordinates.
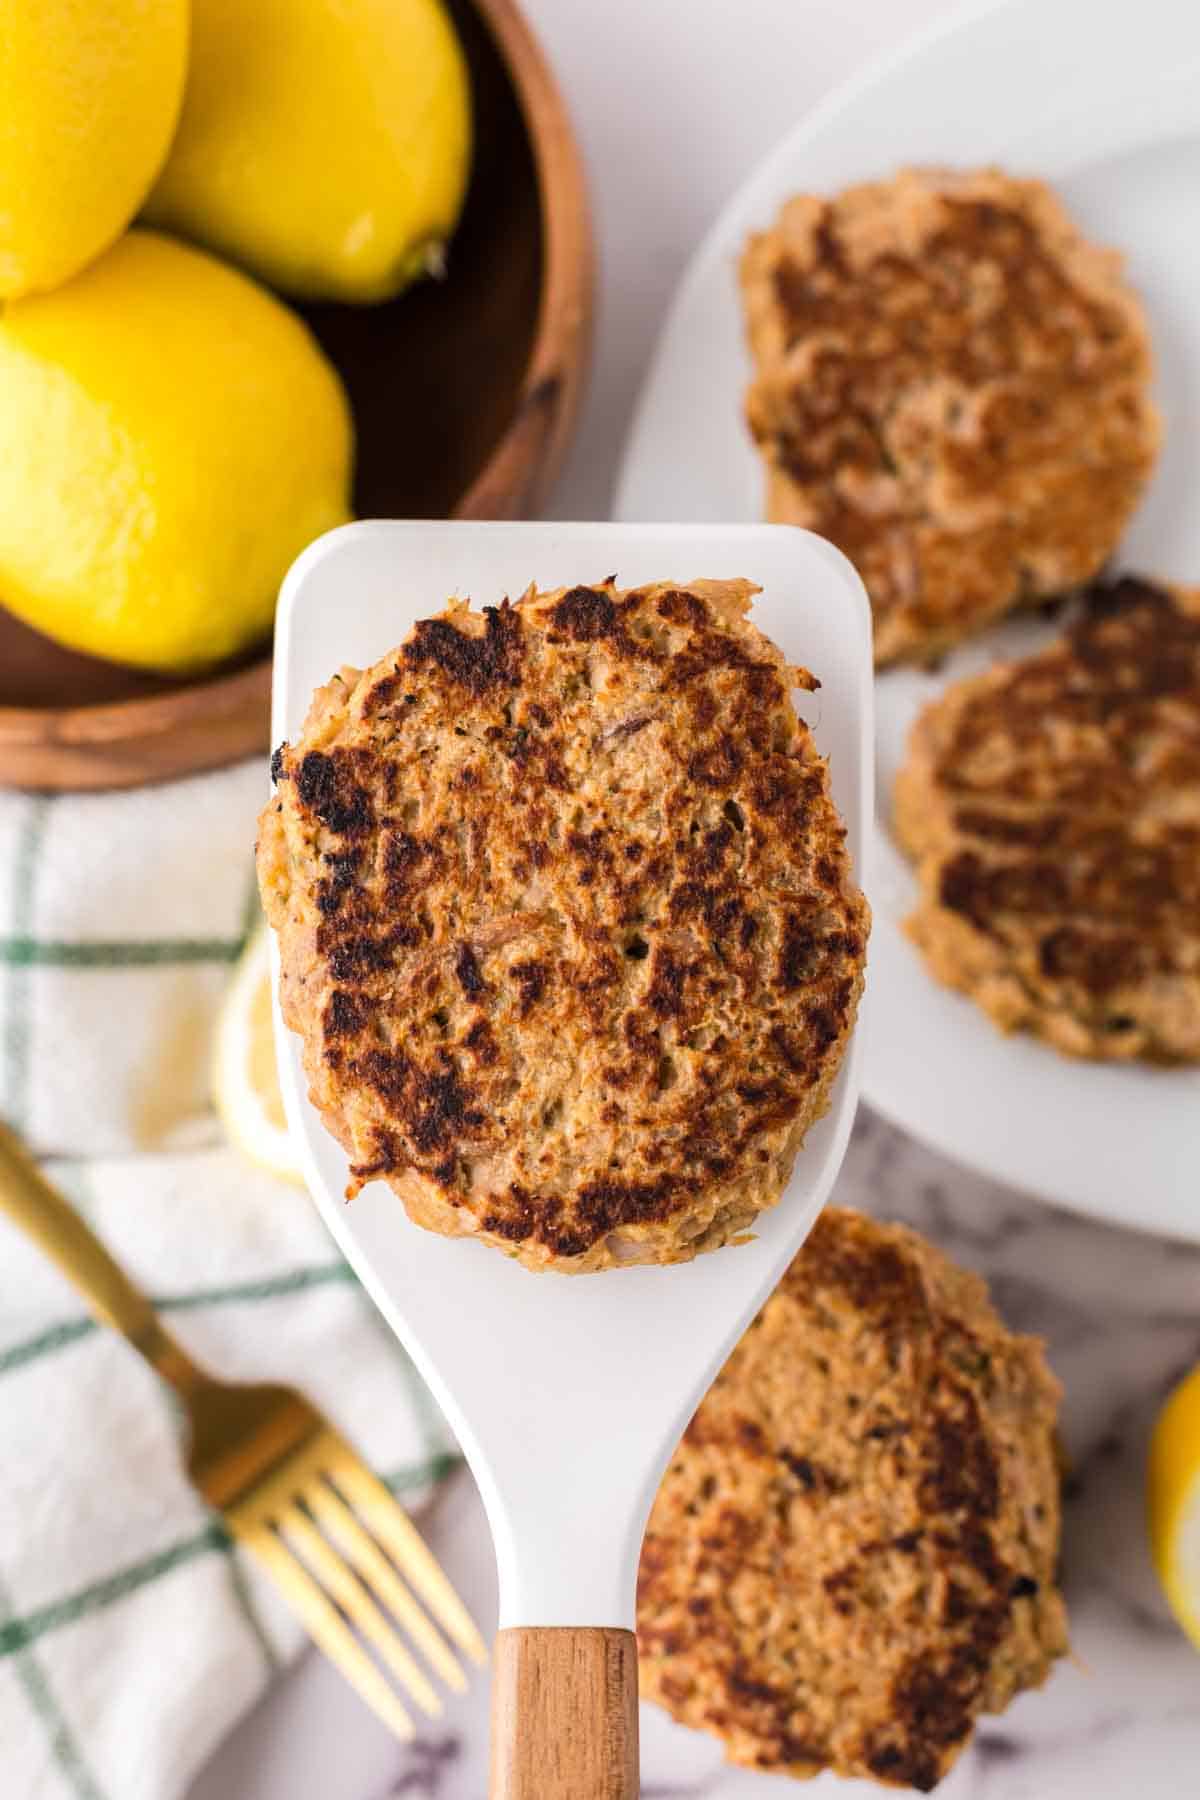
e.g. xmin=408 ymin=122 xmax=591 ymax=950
xmin=269 ymin=521 xmax=872 ymax=1799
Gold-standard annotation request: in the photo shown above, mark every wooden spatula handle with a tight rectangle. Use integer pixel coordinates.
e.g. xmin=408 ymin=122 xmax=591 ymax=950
xmin=489 ymin=1626 xmax=639 ymax=1798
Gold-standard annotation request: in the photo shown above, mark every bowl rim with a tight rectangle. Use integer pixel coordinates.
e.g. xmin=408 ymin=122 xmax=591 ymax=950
xmin=454 ymin=0 xmax=594 ymax=523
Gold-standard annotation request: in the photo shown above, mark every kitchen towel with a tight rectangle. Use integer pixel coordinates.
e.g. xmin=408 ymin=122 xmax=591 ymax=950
xmin=0 ymin=761 xmax=458 ymax=1800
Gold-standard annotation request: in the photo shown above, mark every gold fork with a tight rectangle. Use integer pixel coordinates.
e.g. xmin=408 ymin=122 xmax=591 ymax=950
xmin=0 ymin=1123 xmax=486 ymax=1739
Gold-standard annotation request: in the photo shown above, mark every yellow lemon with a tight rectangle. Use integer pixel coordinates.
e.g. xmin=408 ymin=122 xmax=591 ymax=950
xmin=0 ymin=0 xmax=188 ymax=299
xmin=144 ymin=0 xmax=472 ymax=304
xmin=1148 ymin=1362 xmax=1200 ymax=1648
xmin=213 ymin=925 xmax=303 ymax=1184
xmin=0 ymin=229 xmax=353 ymax=672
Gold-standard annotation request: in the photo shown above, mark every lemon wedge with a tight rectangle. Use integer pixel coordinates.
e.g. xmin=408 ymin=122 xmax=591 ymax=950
xmin=1148 ymin=1363 xmax=1200 ymax=1648
xmin=213 ymin=926 xmax=303 ymax=1185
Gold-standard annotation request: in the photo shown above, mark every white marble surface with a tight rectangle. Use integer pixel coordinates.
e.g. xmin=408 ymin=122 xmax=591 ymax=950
xmin=191 ymin=0 xmax=1200 ymax=1792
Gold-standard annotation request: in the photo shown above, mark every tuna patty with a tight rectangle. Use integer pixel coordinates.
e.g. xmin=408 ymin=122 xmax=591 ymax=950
xmin=895 ymin=577 xmax=1200 ymax=1061
xmin=741 ymin=167 xmax=1159 ymax=665
xmin=258 ymin=577 xmax=868 ymax=1272
xmin=637 ymin=1207 xmax=1067 ymax=1790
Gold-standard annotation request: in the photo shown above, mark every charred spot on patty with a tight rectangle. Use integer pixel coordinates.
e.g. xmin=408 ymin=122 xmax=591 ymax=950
xmin=295 ymin=750 xmax=374 ymax=835
xmin=402 ymin=602 xmax=524 ymax=693
xmin=549 ymin=584 xmax=619 ymax=641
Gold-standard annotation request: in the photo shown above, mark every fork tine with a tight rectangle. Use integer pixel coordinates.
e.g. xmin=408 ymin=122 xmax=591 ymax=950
xmin=333 ymin=1459 xmax=488 ymax=1665
xmin=276 ymin=1502 xmax=443 ymax=1716
xmin=308 ymin=1478 xmax=468 ymax=1692
xmin=238 ymin=1524 xmax=416 ymax=1741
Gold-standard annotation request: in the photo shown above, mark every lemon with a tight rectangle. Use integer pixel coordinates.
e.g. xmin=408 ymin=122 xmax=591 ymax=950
xmin=144 ymin=0 xmax=472 ymax=304
xmin=1148 ymin=1363 xmax=1200 ymax=1648
xmin=213 ymin=926 xmax=303 ymax=1184
xmin=0 ymin=229 xmax=353 ymax=672
xmin=0 ymin=0 xmax=188 ymax=299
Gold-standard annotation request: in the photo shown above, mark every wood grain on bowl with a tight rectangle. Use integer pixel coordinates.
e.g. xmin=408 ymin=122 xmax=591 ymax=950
xmin=0 ymin=0 xmax=592 ymax=792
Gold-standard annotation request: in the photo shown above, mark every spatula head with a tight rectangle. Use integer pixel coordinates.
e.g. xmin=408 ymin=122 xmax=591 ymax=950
xmin=270 ymin=521 xmax=872 ymax=1629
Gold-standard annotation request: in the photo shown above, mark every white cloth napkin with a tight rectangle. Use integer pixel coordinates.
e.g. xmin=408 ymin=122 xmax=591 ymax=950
xmin=0 ymin=762 xmax=457 ymax=1800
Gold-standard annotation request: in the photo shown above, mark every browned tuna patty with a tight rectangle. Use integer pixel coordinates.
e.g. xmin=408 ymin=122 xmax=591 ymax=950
xmin=258 ymin=578 xmax=868 ymax=1272
xmin=637 ymin=1207 xmax=1067 ymax=1791
xmin=896 ymin=577 xmax=1200 ymax=1061
xmin=740 ymin=167 xmax=1159 ymax=665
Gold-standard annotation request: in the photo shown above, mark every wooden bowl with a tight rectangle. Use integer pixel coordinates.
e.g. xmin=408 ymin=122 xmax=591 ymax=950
xmin=0 ymin=0 xmax=592 ymax=792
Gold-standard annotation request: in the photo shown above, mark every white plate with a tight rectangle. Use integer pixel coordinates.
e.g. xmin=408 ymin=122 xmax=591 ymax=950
xmin=614 ymin=0 xmax=1200 ymax=1240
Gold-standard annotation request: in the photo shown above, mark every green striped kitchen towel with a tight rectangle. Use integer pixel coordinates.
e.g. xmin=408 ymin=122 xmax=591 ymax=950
xmin=0 ymin=761 xmax=457 ymax=1800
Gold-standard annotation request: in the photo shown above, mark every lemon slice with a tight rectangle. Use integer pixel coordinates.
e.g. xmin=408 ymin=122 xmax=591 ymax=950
xmin=213 ymin=925 xmax=303 ymax=1184
xmin=1148 ymin=1363 xmax=1200 ymax=1648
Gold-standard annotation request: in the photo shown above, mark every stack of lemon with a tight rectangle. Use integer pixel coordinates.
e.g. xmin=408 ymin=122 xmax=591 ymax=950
xmin=0 ymin=0 xmax=471 ymax=672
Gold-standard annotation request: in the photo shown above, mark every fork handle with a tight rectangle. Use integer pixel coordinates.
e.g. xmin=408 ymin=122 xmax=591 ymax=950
xmin=0 ymin=1122 xmax=203 ymax=1393
xmin=489 ymin=1627 xmax=639 ymax=1799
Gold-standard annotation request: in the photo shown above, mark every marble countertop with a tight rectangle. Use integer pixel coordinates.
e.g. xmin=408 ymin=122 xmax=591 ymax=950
xmin=192 ymin=1 xmax=1200 ymax=1792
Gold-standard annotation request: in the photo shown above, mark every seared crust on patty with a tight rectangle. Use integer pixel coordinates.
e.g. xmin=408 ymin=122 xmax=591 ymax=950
xmin=637 ymin=1207 xmax=1067 ymax=1791
xmin=740 ymin=167 xmax=1159 ymax=665
xmin=896 ymin=577 xmax=1200 ymax=1061
xmin=258 ymin=578 xmax=868 ymax=1272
